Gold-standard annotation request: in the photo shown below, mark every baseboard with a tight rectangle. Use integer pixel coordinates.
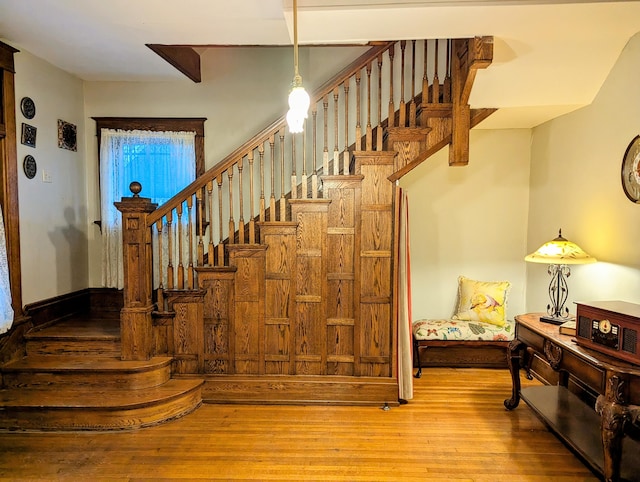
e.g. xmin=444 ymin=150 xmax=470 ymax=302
xmin=188 ymin=374 xmax=399 ymax=406
xmin=24 ymin=289 xmax=92 ymax=329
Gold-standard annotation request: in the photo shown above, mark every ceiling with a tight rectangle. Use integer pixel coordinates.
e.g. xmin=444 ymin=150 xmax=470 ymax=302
xmin=1 ymin=0 xmax=640 ymax=128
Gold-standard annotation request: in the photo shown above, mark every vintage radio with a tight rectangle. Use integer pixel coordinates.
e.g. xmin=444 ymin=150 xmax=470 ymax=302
xmin=575 ymin=300 xmax=640 ymax=365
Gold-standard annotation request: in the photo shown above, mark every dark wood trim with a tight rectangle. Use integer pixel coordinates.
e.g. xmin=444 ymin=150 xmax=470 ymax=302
xmin=146 ymin=45 xmax=201 ymax=83
xmin=92 ymin=117 xmax=207 ymax=176
xmin=0 ymin=41 xmax=23 ymax=318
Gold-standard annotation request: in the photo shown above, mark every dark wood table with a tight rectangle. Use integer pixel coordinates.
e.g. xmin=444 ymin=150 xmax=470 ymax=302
xmin=505 ymin=313 xmax=640 ymax=482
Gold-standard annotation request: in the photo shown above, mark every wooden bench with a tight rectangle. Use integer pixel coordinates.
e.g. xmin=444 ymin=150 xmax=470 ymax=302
xmin=412 ymin=318 xmax=515 ymax=377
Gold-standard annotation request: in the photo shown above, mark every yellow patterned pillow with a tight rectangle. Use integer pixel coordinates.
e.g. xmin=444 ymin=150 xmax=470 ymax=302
xmin=452 ymin=276 xmax=511 ymax=327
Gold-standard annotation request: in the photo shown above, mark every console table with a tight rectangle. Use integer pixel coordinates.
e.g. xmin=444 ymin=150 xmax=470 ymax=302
xmin=505 ymin=313 xmax=640 ymax=482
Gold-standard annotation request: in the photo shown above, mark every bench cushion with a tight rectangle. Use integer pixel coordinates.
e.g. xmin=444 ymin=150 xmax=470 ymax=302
xmin=413 ymin=318 xmax=515 ymax=342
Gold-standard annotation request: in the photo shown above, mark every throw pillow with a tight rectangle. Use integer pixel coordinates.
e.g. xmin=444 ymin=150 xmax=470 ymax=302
xmin=452 ymin=276 xmax=511 ymax=327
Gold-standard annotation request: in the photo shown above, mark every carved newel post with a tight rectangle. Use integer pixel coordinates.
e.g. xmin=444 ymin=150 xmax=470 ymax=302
xmin=114 ymin=182 xmax=158 ymax=361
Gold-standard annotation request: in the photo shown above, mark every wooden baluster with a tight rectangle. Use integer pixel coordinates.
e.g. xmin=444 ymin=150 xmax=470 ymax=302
xmin=323 ymin=94 xmax=329 ymax=174
xmin=176 ymin=202 xmax=184 ymax=289
xmin=409 ymin=40 xmax=417 ymax=127
xmin=155 ymin=219 xmax=164 ymax=309
xmin=377 ymin=53 xmax=383 ymax=151
xmin=333 ymin=86 xmax=339 ymax=174
xmin=400 ymin=40 xmax=406 ymax=127
xmin=228 ymin=167 xmax=235 ymax=244
xmin=217 ymin=175 xmax=224 ymax=265
xmin=311 ymin=105 xmax=318 ymax=198
xmin=423 ymin=39 xmax=430 ymax=106
xmin=291 ymin=134 xmax=297 ymax=199
xmin=269 ymin=135 xmax=276 ymax=219
xmin=252 ymin=148 xmax=258 ymax=243
xmin=238 ymin=159 xmax=245 ymax=244
xmin=388 ymin=44 xmax=395 ymax=128
xmin=444 ymin=39 xmax=452 ymax=103
xmin=207 ymin=180 xmax=214 ymax=266
xmin=279 ymin=129 xmax=286 ymax=221
xmin=433 ymin=39 xmax=440 ymax=104
xmin=302 ymin=129 xmax=308 ymax=199
xmin=364 ymin=65 xmax=371 ymax=151
xmin=343 ymin=81 xmax=349 ymax=174
xmin=166 ymin=210 xmax=174 ymax=289
xmin=196 ymin=188 xmax=204 ymax=267
xmin=186 ymin=196 xmax=194 ymax=289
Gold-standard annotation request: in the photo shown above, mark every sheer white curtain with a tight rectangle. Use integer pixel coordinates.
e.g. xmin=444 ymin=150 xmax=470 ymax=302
xmin=100 ymin=129 xmax=196 ymax=289
xmin=0 ymin=203 xmax=14 ymax=334
xmin=397 ymin=188 xmax=413 ymax=401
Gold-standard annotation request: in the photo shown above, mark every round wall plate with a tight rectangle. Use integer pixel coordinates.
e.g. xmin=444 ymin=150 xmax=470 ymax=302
xmin=20 ymin=97 xmax=36 ymax=119
xmin=23 ymin=155 xmax=37 ymax=179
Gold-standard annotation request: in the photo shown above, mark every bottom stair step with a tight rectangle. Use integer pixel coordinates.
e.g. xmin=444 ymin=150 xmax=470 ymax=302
xmin=0 ymin=379 xmax=203 ymax=431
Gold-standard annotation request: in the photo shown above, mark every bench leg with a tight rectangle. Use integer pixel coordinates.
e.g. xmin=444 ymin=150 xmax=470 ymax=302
xmin=413 ymin=337 xmax=423 ymax=378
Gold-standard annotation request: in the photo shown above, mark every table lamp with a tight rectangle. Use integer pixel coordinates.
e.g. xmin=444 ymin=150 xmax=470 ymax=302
xmin=525 ymin=229 xmax=597 ymax=325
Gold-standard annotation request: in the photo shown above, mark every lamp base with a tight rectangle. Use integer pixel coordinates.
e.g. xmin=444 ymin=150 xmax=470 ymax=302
xmin=540 ymin=314 xmax=573 ymax=325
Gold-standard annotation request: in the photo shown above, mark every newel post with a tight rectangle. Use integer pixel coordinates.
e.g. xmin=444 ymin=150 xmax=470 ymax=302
xmin=114 ymin=182 xmax=158 ymax=361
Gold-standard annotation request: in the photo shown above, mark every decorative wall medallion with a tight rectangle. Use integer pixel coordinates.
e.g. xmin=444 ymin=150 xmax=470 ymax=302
xmin=20 ymin=97 xmax=36 ymax=119
xmin=58 ymin=119 xmax=77 ymax=151
xmin=23 ymin=155 xmax=37 ymax=179
xmin=21 ymin=123 xmax=37 ymax=148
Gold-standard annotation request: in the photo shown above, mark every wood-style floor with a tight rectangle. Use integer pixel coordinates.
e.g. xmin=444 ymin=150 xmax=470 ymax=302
xmin=0 ymin=368 xmax=597 ymax=481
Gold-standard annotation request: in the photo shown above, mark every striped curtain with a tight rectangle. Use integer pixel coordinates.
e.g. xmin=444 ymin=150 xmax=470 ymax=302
xmin=397 ymin=188 xmax=413 ymax=401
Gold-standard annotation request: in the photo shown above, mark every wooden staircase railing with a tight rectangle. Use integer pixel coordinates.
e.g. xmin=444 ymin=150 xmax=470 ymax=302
xmin=117 ymin=37 xmax=494 ymax=362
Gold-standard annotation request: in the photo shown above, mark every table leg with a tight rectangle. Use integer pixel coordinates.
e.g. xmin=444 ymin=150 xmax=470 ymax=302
xmin=595 ymin=376 xmax=630 ymax=482
xmin=504 ymin=339 xmax=525 ymax=410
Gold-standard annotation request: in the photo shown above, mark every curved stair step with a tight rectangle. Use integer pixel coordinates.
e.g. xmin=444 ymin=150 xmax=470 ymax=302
xmin=0 ymin=379 xmax=203 ymax=431
xmin=2 ymin=356 xmax=173 ymax=390
xmin=25 ymin=317 xmax=121 ymax=357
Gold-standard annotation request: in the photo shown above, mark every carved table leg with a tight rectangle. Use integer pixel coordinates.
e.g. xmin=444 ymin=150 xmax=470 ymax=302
xmin=595 ymin=376 xmax=630 ymax=482
xmin=504 ymin=339 xmax=525 ymax=410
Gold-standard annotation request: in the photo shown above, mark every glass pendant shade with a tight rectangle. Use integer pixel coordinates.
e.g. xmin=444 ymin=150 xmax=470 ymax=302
xmin=286 ymin=84 xmax=310 ymax=133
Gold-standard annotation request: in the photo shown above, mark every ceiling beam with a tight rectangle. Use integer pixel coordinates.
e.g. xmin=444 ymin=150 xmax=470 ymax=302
xmin=146 ymin=44 xmax=201 ymax=83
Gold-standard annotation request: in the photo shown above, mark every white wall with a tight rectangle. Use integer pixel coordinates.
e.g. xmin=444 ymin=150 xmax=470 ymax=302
xmin=400 ymin=129 xmax=531 ymax=321
xmin=13 ymin=49 xmax=88 ymax=305
xmin=526 ymin=32 xmax=640 ymax=312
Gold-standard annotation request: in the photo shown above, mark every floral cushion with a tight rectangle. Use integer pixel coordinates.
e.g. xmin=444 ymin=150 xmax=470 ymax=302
xmin=413 ymin=318 xmax=515 ymax=342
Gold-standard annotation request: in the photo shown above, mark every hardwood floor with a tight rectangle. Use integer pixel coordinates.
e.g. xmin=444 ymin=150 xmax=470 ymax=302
xmin=0 ymin=368 xmax=598 ymax=481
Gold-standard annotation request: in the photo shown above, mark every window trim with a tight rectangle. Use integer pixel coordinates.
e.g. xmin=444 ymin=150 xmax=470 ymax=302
xmin=92 ymin=117 xmax=206 ymax=229
xmin=92 ymin=117 xmax=206 ymax=177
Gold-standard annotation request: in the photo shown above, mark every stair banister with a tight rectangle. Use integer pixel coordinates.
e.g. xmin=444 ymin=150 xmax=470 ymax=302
xmin=146 ymin=42 xmax=394 ymax=228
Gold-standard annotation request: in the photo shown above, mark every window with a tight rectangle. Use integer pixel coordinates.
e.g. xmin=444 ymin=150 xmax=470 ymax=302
xmin=94 ymin=118 xmax=206 ymax=288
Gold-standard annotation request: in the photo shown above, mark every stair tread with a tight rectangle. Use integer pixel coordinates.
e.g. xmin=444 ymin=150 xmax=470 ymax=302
xmin=26 ymin=317 xmax=120 ymax=340
xmin=0 ymin=379 xmax=203 ymax=408
xmin=2 ymin=355 xmax=173 ymax=372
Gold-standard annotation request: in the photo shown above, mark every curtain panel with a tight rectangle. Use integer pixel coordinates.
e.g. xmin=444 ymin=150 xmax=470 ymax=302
xmin=99 ymin=129 xmax=196 ymax=289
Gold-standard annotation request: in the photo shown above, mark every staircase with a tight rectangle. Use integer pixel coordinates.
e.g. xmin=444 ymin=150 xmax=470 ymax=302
xmin=0 ymin=37 xmax=494 ymax=430
xmin=0 ymin=315 xmax=202 ymax=431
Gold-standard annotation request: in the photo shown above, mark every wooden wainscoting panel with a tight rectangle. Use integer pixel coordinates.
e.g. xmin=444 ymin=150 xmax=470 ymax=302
xmin=290 ymin=201 xmax=330 ymax=376
xmin=323 ymin=176 xmax=362 ymax=377
xmin=261 ymin=222 xmax=297 ymax=375
xmin=356 ymin=152 xmax=395 ymax=379
xmin=228 ymin=245 xmax=267 ymax=376
xmin=165 ymin=290 xmax=205 ymax=374
xmin=196 ymin=267 xmax=236 ymax=374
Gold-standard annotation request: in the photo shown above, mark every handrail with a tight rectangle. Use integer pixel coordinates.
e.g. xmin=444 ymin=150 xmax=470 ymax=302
xmin=147 ymin=41 xmax=394 ymax=226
